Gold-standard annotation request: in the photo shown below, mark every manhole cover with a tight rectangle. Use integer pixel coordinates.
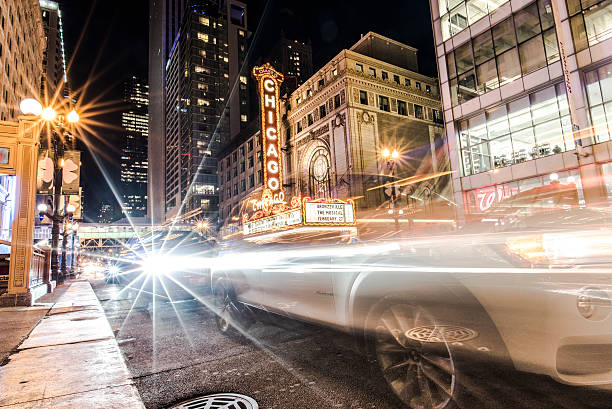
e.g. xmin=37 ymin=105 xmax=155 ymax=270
xmin=169 ymin=393 xmax=258 ymax=409
xmin=405 ymin=325 xmax=478 ymax=343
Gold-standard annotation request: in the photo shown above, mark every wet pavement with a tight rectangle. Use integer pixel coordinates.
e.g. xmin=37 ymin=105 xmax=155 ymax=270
xmin=90 ymin=274 xmax=612 ymax=409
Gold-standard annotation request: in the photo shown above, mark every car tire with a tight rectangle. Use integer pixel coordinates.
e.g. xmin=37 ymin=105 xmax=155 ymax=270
xmin=212 ymin=278 xmax=252 ymax=338
xmin=367 ymin=299 xmax=463 ymax=409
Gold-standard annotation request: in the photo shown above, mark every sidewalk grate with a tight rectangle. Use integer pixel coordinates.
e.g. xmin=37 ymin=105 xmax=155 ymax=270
xmin=169 ymin=393 xmax=258 ymax=409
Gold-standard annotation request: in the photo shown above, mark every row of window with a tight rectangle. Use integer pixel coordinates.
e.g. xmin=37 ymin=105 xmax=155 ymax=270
xmin=447 ymin=0 xmax=559 ymax=107
xmin=568 ymin=0 xmax=612 ymax=53
xmin=356 ymin=89 xmax=444 ymax=123
xmin=355 ymin=62 xmax=432 ymax=93
xmin=221 ymin=170 xmax=264 ymax=202
xmin=221 ymin=152 xmax=262 ymax=183
xmin=295 ymin=69 xmax=339 ymax=105
xmin=585 ymin=61 xmax=612 ymax=144
xmin=458 ymin=83 xmax=574 ymax=176
xmin=439 ymin=0 xmax=509 ymax=41
xmin=220 ymin=136 xmax=262 ymax=171
xmin=295 ymin=92 xmax=344 ymax=133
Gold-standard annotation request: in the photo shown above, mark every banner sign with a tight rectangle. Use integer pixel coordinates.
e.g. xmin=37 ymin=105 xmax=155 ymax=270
xmin=37 ymin=150 xmax=54 ymax=194
xmin=252 ymin=63 xmax=284 ymax=196
xmin=243 ymin=209 xmax=301 ymax=235
xmin=62 ymin=151 xmax=80 ymax=194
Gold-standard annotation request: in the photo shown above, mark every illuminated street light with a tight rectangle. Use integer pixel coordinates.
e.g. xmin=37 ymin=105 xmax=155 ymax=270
xmin=381 ymin=148 xmax=390 ymax=158
xmin=391 ymin=149 xmax=399 ymax=159
xmin=66 ymin=204 xmax=76 ymax=213
xmin=41 ymin=107 xmax=57 ymax=121
xmin=37 ymin=203 xmax=48 ymax=213
xmin=20 ymin=98 xmax=43 ymax=116
xmin=67 ymin=109 xmax=79 ymax=123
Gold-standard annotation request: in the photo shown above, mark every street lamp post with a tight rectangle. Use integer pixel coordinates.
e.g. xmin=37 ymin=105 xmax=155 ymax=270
xmin=22 ymin=99 xmax=79 ymax=286
xmin=70 ymin=222 xmax=79 ymax=275
xmin=382 ymin=148 xmax=400 ymax=230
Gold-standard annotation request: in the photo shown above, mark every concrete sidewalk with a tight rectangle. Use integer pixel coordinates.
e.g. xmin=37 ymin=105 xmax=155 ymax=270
xmin=0 ymin=280 xmax=145 ymax=408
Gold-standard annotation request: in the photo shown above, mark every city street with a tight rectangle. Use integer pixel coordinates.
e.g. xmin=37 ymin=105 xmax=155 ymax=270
xmin=90 ymin=273 xmax=612 ymax=409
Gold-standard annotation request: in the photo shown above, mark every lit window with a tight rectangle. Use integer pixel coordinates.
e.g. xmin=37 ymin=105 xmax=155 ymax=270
xmin=197 ymin=99 xmax=210 ymax=106
xmin=239 ymin=75 xmax=247 ymax=84
xmin=369 ymin=67 xmax=376 ymax=78
xmin=241 ymin=114 xmax=247 ymax=122
xmin=356 ymin=63 xmax=363 ymax=72
xmin=199 ymin=17 xmax=210 ymax=26
xmin=197 ymin=32 xmax=208 ymax=42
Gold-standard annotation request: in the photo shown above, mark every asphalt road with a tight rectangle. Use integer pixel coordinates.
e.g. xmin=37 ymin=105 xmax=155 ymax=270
xmin=89 ymin=273 xmax=611 ymax=409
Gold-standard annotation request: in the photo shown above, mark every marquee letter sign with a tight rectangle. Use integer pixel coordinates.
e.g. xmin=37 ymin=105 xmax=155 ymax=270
xmin=253 ymin=63 xmax=284 ymax=196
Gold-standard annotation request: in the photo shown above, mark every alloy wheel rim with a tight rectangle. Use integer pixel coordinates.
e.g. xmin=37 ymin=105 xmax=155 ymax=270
xmin=375 ymin=304 xmax=455 ymax=409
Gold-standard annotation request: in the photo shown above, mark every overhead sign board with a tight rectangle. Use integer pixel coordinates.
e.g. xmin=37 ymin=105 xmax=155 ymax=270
xmin=304 ymin=201 xmax=355 ymax=224
xmin=253 ymin=63 xmax=284 ymax=199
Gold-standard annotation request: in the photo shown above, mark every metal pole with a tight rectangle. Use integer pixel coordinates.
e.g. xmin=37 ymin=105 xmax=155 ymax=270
xmin=50 ymin=128 xmax=63 ymax=284
xmin=70 ymin=233 xmax=75 ymax=275
xmin=389 ymin=161 xmax=399 ymax=230
xmin=60 ymin=219 xmax=68 ymax=278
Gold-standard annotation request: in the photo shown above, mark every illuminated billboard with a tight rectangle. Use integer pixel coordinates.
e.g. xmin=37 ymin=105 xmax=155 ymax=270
xmin=252 ymin=63 xmax=284 ymax=199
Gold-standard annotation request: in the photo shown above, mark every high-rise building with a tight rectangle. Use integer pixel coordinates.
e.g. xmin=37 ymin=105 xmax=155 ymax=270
xmin=148 ymin=0 xmax=188 ymax=224
xmin=267 ymin=33 xmax=313 ymax=94
xmin=163 ymin=0 xmax=249 ymax=221
xmin=39 ymin=0 xmax=68 ymax=103
xmin=429 ymin=0 xmax=612 ymax=221
xmin=120 ymin=76 xmax=149 ymax=218
xmin=0 ymin=0 xmax=44 ymax=121
xmin=149 ymin=0 xmax=249 ymax=223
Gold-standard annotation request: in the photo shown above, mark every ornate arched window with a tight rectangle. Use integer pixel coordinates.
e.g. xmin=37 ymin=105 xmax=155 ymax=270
xmin=308 ymin=148 xmax=331 ymax=198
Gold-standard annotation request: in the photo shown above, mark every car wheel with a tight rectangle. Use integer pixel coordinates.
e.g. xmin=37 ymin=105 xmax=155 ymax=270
xmin=371 ymin=302 xmax=460 ymax=409
xmin=212 ymin=279 xmax=251 ymax=336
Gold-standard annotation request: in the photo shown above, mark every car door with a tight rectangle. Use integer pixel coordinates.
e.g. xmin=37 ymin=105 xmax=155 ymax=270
xmin=259 ymin=245 xmax=336 ymax=324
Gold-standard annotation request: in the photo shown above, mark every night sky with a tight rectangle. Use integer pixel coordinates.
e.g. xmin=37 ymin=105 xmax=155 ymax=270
xmin=61 ymin=0 xmax=436 ymax=220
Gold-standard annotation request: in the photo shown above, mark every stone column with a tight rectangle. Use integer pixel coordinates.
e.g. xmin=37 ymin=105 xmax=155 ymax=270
xmin=3 ymin=116 xmax=41 ymax=306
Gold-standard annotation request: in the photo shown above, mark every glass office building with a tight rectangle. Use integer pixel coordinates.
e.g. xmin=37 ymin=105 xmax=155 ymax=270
xmin=429 ymin=0 xmax=612 ymax=219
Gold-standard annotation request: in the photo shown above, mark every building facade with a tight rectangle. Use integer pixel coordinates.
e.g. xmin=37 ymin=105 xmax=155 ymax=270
xmin=164 ymin=0 xmax=249 ymax=221
xmin=0 ymin=0 xmax=44 ymax=121
xmin=218 ymin=33 xmax=449 ymax=223
xmin=148 ymin=0 xmax=188 ymax=223
xmin=39 ymin=0 xmax=67 ymax=103
xmin=286 ymin=33 xmax=447 ymax=214
xmin=429 ymin=0 xmax=612 ymax=219
xmin=217 ymin=122 xmax=263 ymax=221
xmin=120 ymin=76 xmax=149 ymax=218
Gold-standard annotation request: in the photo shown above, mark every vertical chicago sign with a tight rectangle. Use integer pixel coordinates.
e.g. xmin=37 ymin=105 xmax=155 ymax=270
xmin=253 ymin=63 xmax=284 ymax=200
